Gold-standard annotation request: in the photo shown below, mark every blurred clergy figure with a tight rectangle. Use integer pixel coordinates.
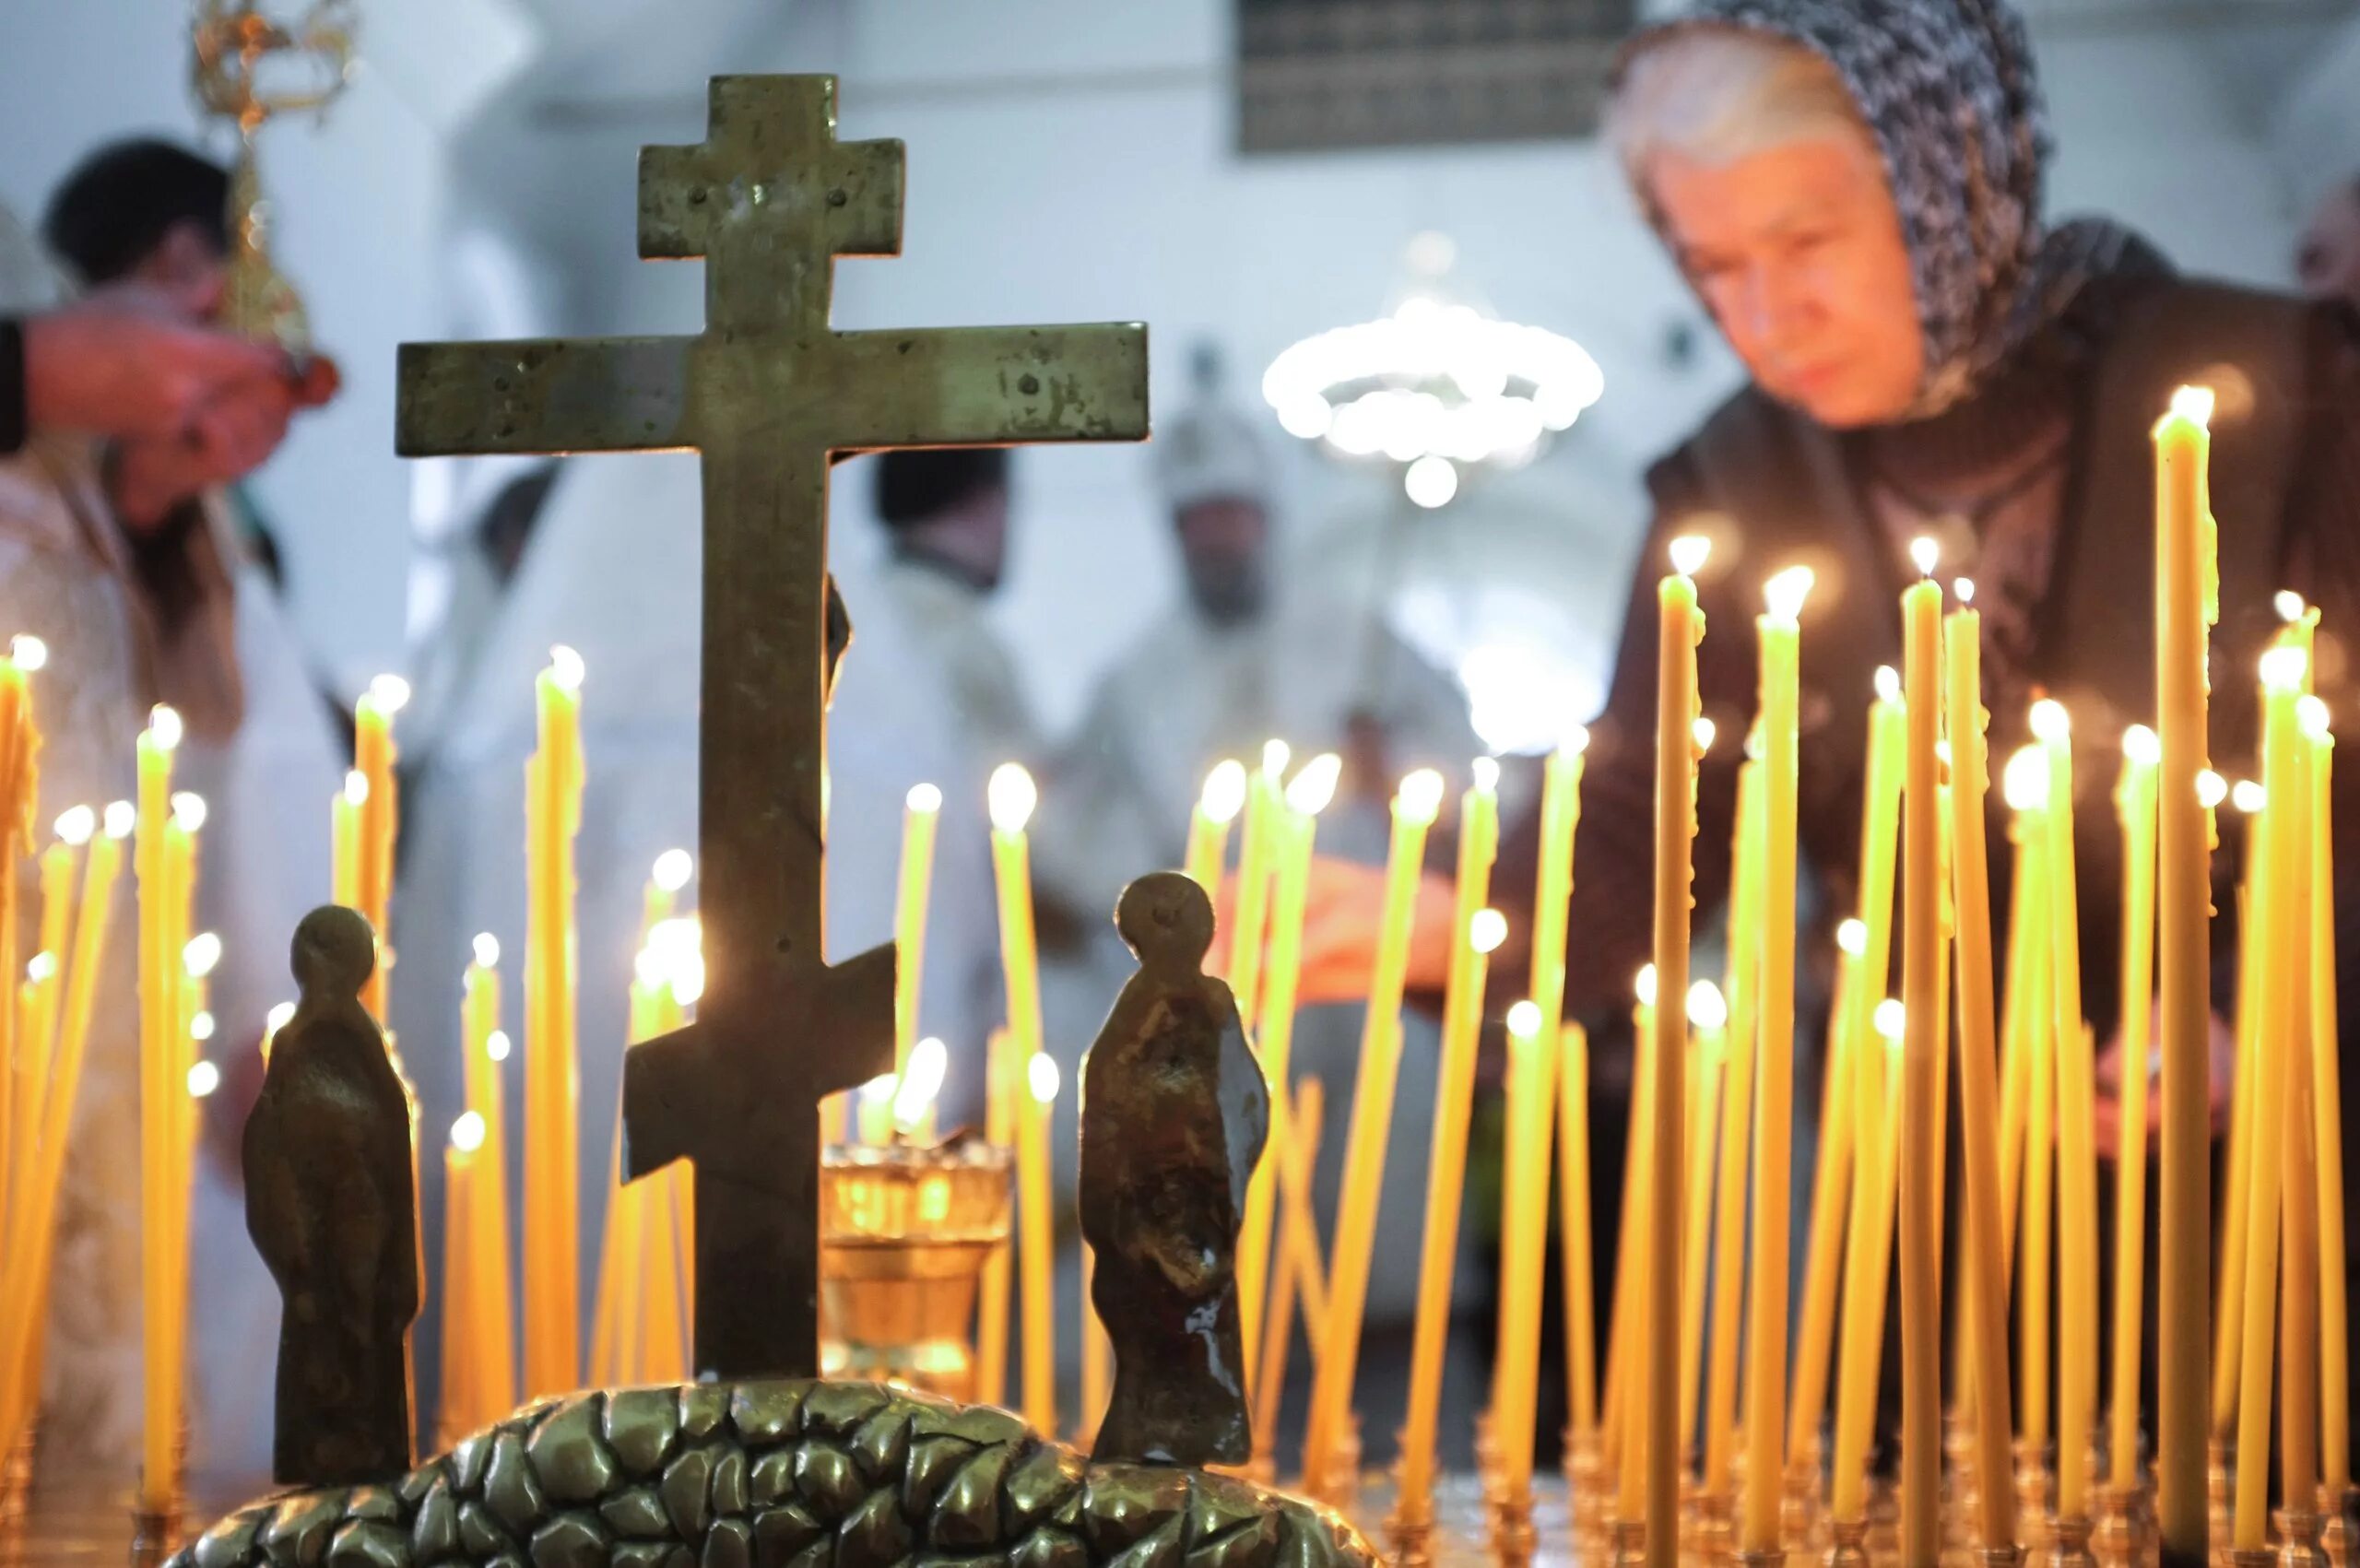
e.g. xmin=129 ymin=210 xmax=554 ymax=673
xmin=1038 ymin=347 xmax=1477 ymax=920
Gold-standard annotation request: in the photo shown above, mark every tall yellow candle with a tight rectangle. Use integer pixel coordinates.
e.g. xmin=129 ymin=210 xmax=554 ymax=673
xmin=977 ymin=1029 xmax=1015 ymax=1409
xmin=2234 ymin=644 xmax=2307 ymax=1550
xmin=1741 ymin=565 xmax=1810 ymax=1544
xmin=135 ymin=705 xmax=181 ymax=1512
xmin=1225 ymin=740 xmax=1288 ymax=1024
xmin=1559 ymin=1022 xmax=1599 ymax=1443
xmin=894 ymin=784 xmax=941 ymax=1079
xmin=1705 ymin=967 xmax=1755 ymax=1497
xmin=1252 ymin=1076 xmax=1327 ymax=1457
xmin=1896 ymin=552 xmax=1943 ymax=1567
xmin=1944 ymin=595 xmax=2018 ymax=1550
xmin=2109 ymin=726 xmax=2160 ymax=1493
xmin=353 ymin=674 xmax=407 ymax=1020
xmin=2308 ymin=707 xmax=2349 ymax=1497
xmin=1183 ymin=759 xmax=1247 ymax=896
xmin=1833 ymin=1009 xmax=1906 ymax=1521
xmin=442 ymin=1118 xmax=482 ymax=1440
xmin=1680 ymin=985 xmax=1729 ymax=1463
xmin=2154 ymin=385 xmax=2218 ymax=1559
xmin=1301 ymin=767 xmax=1447 ymax=1500
xmin=0 ymin=801 xmax=125 ymax=1450
xmin=1394 ymin=865 xmax=1507 ymax=1526
xmin=0 ymin=641 xmax=35 ymax=1228
xmin=1791 ymin=923 xmax=1861 ymax=1456
xmin=1016 ymin=1051 xmax=1059 ymax=1437
xmin=1640 ymin=535 xmax=1706 ymax=1566
xmin=1495 ymin=997 xmax=1557 ymax=1503
xmin=2215 ymin=828 xmax=2264 ymax=1439
xmin=524 ymin=646 xmax=584 ymax=1397
xmin=462 ymin=935 xmax=515 ymax=1417
xmin=1604 ymin=973 xmax=1658 ymax=1475
xmin=1237 ymin=753 xmax=1339 ymax=1407
xmin=2280 ymin=693 xmax=2322 ymax=1514
xmin=1794 ymin=679 xmax=1906 ymax=1454
xmin=332 ymin=770 xmax=364 ymax=910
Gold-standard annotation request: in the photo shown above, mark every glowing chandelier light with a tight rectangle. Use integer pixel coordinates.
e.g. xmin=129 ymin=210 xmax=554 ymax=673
xmin=1262 ymin=238 xmax=1604 ymax=509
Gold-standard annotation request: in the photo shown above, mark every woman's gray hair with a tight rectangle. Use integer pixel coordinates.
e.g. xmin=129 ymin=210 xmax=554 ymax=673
xmin=1607 ymin=26 xmax=1871 ymax=183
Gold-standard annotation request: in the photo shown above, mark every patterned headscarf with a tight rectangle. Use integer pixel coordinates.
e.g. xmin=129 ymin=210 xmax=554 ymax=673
xmin=1621 ymin=0 xmax=2137 ymax=418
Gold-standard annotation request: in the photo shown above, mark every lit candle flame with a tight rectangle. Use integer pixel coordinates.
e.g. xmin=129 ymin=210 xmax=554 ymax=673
xmin=1469 ymin=908 xmax=1509 ymax=955
xmin=2029 ymin=699 xmax=2071 ymax=745
xmin=548 ymin=644 xmax=586 ymax=693
xmin=25 ymin=952 xmax=54 ymax=984
xmin=1472 ymin=755 xmax=1502 ymax=795
xmin=1953 ymin=578 xmax=1976 ymax=605
xmin=104 ymin=801 xmax=135 ymax=840
xmin=266 ymin=1001 xmax=296 ymax=1035
xmin=486 ymin=1029 xmax=512 ymax=1063
xmin=891 ymin=1037 xmax=950 ymax=1132
xmin=171 ymin=792 xmax=207 ymax=833
xmin=2197 ymin=771 xmax=2229 ymax=810
xmin=2276 ymin=590 xmax=2307 ymax=625
xmin=1505 ymin=998 xmax=1542 ymax=1036
xmin=1028 ymin=1052 xmax=1061 ymax=1104
xmin=2002 ymin=746 xmax=2049 ymax=812
xmin=1397 ymin=768 xmax=1447 ymax=824
xmin=452 ymin=1110 xmax=487 ymax=1153
xmin=1285 ymin=753 xmax=1343 ymax=815
xmin=53 ymin=806 xmax=95 ymax=846
xmin=652 ymin=848 xmax=694 ymax=893
xmin=859 ymin=1072 xmax=896 ymax=1105
xmin=1874 ymin=666 xmax=1902 ymax=706
xmin=1669 ymin=535 xmax=1711 ymax=578
xmin=183 ymin=932 xmax=223 ymax=979
xmin=343 ymin=770 xmax=370 ymax=807
xmin=2298 ymin=695 xmax=2332 ymax=741
xmin=2231 ymin=780 xmax=2267 ymax=816
xmin=1687 ymin=979 xmax=1729 ymax=1032
xmin=2260 ymin=645 xmax=2309 ymax=692
xmin=2121 ymin=725 xmax=2162 ymax=766
xmin=366 ymin=673 xmax=412 ymax=713
xmin=191 ymin=1011 xmax=216 ymax=1043
xmin=186 ymin=1059 xmax=220 ymax=1098
xmin=1763 ymin=565 xmax=1815 ymax=623
xmin=148 ymin=705 xmax=183 ymax=751
xmin=906 ymin=782 xmax=943 ymax=815
xmin=1198 ymin=760 xmax=1248 ymax=824
xmin=988 ymin=763 xmax=1038 ymax=835
xmin=1874 ymin=998 xmax=1906 ymax=1043
xmin=1635 ymin=962 xmax=1658 ymax=1008
xmin=472 ymin=933 xmax=501 ymax=969
xmin=1836 ymin=917 xmax=1867 ymax=957
xmin=1909 ymin=536 xmax=1939 ymax=578
xmin=9 ymin=635 xmax=45 ymax=672
xmin=1563 ymin=724 xmax=1591 ymax=757
xmin=2169 ymin=384 xmax=2216 ymax=427
xmin=1693 ymin=716 xmax=1717 ymax=754
xmin=1262 ymin=738 xmax=1292 ymax=779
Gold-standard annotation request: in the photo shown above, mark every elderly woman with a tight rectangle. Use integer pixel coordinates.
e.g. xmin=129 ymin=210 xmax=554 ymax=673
xmin=1291 ymin=0 xmax=2360 ymax=1451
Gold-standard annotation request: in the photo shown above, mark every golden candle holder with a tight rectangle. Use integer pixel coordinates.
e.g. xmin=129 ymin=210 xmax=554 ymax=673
xmin=1976 ymin=1547 xmax=2027 ymax=1568
xmin=2093 ymin=1483 xmax=2144 ymax=1567
xmin=0 ymin=1428 xmax=30 ymax=1568
xmin=1823 ymin=1514 xmax=1871 ymax=1568
xmin=1609 ymin=1515 xmax=1649 ymax=1568
xmin=1951 ymin=1416 xmax=1985 ymax=1550
xmin=2279 ymin=1509 xmax=2330 ymax=1568
xmin=2017 ymin=1439 xmax=2057 ymax=1552
xmin=1864 ymin=1475 xmax=1899 ymax=1562
xmin=2322 ymin=1489 xmax=2356 ymax=1568
xmin=2040 ymin=1513 xmax=2099 ymax=1568
xmin=1316 ymin=1415 xmax=1365 ymax=1515
xmin=1564 ymin=1425 xmax=1607 ymax=1552
xmin=1785 ymin=1441 xmax=1825 ymax=1555
xmin=1738 ymin=1546 xmax=1790 ymax=1568
xmin=818 ymin=1139 xmax=1012 ymax=1404
xmin=1383 ymin=1437 xmax=1435 ymax=1568
xmin=1695 ymin=1486 xmax=1733 ymax=1568
xmin=1486 ymin=1482 xmax=1537 ymax=1568
xmin=2212 ymin=1437 xmax=2237 ymax=1553
xmin=127 ymin=1500 xmax=183 ymax=1568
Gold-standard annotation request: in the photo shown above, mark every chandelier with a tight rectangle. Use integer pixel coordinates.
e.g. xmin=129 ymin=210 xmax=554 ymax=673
xmin=1260 ymin=235 xmax=1604 ymax=509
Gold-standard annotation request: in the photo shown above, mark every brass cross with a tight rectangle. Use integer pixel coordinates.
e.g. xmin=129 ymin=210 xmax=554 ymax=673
xmin=395 ymin=75 xmax=1148 ymax=1380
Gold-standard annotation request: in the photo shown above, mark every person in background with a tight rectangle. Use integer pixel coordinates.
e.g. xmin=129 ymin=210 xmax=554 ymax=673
xmin=1286 ymin=0 xmax=2360 ymax=1450
xmin=1037 ymin=344 xmax=1478 ymax=923
xmin=2297 ymin=174 xmax=2360 ymax=311
xmin=6 ymin=138 xmax=342 ymax=1491
xmin=866 ymin=447 xmax=1045 ymax=773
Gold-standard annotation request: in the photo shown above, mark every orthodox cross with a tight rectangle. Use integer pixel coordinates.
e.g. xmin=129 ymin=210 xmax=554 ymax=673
xmin=395 ymin=75 xmax=1149 ymax=1380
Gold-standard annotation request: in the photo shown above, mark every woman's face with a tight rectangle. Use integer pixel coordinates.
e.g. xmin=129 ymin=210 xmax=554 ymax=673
xmin=1648 ymin=133 xmax=1924 ymax=428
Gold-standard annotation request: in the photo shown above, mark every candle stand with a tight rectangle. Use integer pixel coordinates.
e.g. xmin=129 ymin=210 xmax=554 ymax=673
xmin=1486 ymin=1483 xmax=1537 ymax=1568
xmin=2280 ymin=1509 xmax=2331 ymax=1568
xmin=2322 ymin=1489 xmax=2356 ymax=1568
xmin=817 ymin=1140 xmax=1011 ymax=1402
xmin=2042 ymin=1513 xmax=2099 ymax=1568
xmin=1824 ymin=1513 xmax=1871 ymax=1568
xmin=2017 ymin=1440 xmax=2056 ymax=1552
xmin=1608 ymin=1515 xmax=1647 ymax=1568
xmin=2213 ymin=1438 xmax=2237 ymax=1551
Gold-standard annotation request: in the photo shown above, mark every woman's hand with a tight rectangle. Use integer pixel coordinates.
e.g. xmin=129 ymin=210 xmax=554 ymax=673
xmin=1269 ymin=856 xmax=1457 ymax=1005
xmin=2092 ymin=1005 xmax=2236 ymax=1158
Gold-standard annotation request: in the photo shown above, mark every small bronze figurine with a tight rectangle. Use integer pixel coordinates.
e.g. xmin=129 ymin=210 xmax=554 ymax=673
xmin=243 ymin=905 xmax=419 ymax=1487
xmin=1080 ymin=872 xmax=1268 ymax=1467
